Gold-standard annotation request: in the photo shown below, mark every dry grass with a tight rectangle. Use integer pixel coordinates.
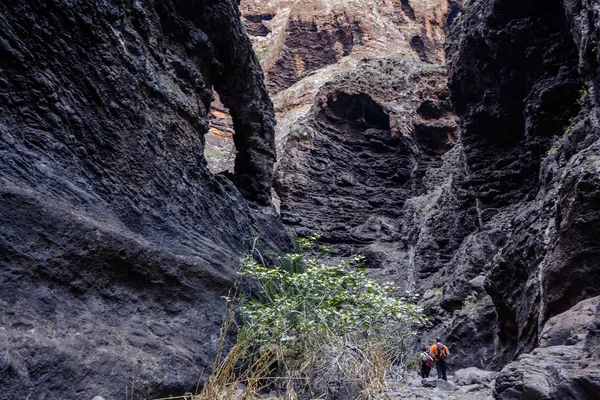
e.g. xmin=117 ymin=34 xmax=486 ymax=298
xmin=154 ymin=310 xmax=411 ymax=399
xmin=195 ymin=341 xmax=277 ymax=400
xmin=155 ymin=311 xmax=280 ymax=400
xmin=291 ymin=338 xmax=392 ymax=400
xmin=155 ymin=236 xmax=423 ymax=400
xmin=156 ymin=334 xmax=395 ymax=400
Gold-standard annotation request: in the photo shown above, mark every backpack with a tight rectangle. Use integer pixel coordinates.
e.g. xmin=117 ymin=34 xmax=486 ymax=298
xmin=422 ymin=352 xmax=431 ymax=363
xmin=436 ymin=342 xmax=448 ymax=362
xmin=423 ymin=352 xmax=434 ymax=367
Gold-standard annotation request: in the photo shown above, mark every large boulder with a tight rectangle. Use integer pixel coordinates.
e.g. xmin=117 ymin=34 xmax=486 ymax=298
xmin=494 ymin=296 xmax=600 ymax=399
xmin=453 ymin=367 xmax=496 ymax=386
xmin=422 ymin=377 xmax=438 ymax=388
xmin=421 ymin=378 xmax=455 ymax=392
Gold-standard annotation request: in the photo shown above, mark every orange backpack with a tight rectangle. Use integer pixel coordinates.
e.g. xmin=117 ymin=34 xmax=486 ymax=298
xmin=436 ymin=343 xmax=448 ymax=362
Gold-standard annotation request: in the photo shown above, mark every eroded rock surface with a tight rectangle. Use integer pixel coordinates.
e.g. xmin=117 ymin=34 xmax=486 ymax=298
xmin=205 ymin=0 xmax=461 ymax=172
xmin=271 ymin=53 xmax=493 ymax=371
xmin=446 ymin=0 xmax=600 ymax=365
xmin=274 ymin=0 xmax=600 ymax=385
xmin=274 ymin=56 xmax=460 ymax=286
xmin=391 ymin=0 xmax=600 ymax=380
xmin=494 ymin=296 xmax=600 ymax=399
xmin=242 ymin=0 xmax=455 ymax=90
xmin=0 ymin=0 xmax=289 ymax=398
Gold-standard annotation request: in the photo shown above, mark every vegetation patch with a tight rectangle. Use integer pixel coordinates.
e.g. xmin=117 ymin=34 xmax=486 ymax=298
xmin=173 ymin=235 xmax=426 ymax=399
xmin=462 ymin=290 xmax=486 ymax=311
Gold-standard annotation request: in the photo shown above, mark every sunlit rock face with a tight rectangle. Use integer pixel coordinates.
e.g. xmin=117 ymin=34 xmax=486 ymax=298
xmin=0 ymin=0 xmax=290 ymax=398
xmin=205 ymin=0 xmax=459 ymax=172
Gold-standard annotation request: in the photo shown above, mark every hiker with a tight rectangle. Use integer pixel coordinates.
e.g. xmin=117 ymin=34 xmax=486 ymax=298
xmin=430 ymin=337 xmax=450 ymax=381
xmin=418 ymin=347 xmax=433 ymax=378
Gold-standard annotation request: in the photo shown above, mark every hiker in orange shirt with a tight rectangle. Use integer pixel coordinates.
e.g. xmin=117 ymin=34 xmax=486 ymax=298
xmin=430 ymin=337 xmax=450 ymax=380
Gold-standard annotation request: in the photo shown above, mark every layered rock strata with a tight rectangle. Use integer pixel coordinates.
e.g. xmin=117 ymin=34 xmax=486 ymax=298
xmin=273 ymin=54 xmax=490 ymax=370
xmin=447 ymin=0 xmax=600 ymax=368
xmin=206 ymin=0 xmax=461 ymax=172
xmin=274 ymin=55 xmax=460 ymax=270
xmin=242 ymin=0 xmax=456 ymax=91
xmin=0 ymin=0 xmax=289 ymax=398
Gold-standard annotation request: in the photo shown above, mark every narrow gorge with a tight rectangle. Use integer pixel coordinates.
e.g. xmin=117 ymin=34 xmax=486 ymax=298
xmin=1 ymin=0 xmax=599 ymax=399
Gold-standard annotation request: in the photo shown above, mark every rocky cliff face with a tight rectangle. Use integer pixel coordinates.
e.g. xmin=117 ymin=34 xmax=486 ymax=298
xmin=494 ymin=296 xmax=600 ymax=399
xmin=268 ymin=0 xmax=489 ymax=371
xmin=448 ymin=0 xmax=600 ymax=362
xmin=0 ymin=0 xmax=290 ymax=398
xmin=204 ymin=0 xmax=461 ymax=172
xmin=2 ymin=0 xmax=599 ymax=398
xmin=242 ymin=0 xmax=453 ymax=92
xmin=272 ymin=54 xmax=493 ymax=372
xmin=274 ymin=55 xmax=461 ymax=281
xmin=274 ymin=1 xmax=600 ymax=394
xmin=446 ymin=0 xmax=600 ymax=396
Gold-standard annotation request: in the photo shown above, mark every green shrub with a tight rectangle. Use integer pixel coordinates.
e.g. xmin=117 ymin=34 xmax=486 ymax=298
xmin=462 ymin=290 xmax=485 ymax=310
xmin=231 ymin=235 xmax=426 ymax=398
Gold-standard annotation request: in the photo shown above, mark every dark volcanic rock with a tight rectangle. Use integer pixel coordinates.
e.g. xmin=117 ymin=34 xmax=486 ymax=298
xmin=448 ymin=0 xmax=583 ymax=213
xmin=273 ymin=56 xmax=499 ymax=371
xmin=494 ymin=297 xmax=600 ymax=400
xmin=274 ymin=56 xmax=461 ymax=285
xmin=0 ymin=0 xmax=289 ymax=398
xmin=244 ymin=13 xmax=274 ymax=37
xmin=274 ymin=0 xmax=600 ymax=383
xmin=442 ymin=0 xmax=600 ymax=383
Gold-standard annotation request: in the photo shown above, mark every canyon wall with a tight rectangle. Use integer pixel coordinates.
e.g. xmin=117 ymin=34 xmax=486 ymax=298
xmin=448 ymin=0 xmax=600 ymax=397
xmin=0 ymin=0 xmax=290 ymax=398
xmin=205 ymin=0 xmax=460 ymax=171
xmin=268 ymin=0 xmax=489 ymax=370
xmin=1 ymin=0 xmax=599 ymax=398
xmin=274 ymin=3 xmax=600 ymax=398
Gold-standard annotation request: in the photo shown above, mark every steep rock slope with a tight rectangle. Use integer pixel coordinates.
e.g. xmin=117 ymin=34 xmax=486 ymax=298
xmin=267 ymin=2 xmax=490 ymax=371
xmin=448 ymin=0 xmax=600 ymax=359
xmin=242 ymin=0 xmax=455 ymax=93
xmin=273 ymin=54 xmax=492 ymax=371
xmin=274 ymin=56 xmax=461 ymax=278
xmin=0 ymin=0 xmax=289 ymax=398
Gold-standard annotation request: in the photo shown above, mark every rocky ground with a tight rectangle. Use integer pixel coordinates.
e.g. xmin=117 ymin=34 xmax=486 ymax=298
xmin=254 ymin=369 xmax=496 ymax=400
xmin=388 ymin=379 xmax=493 ymax=400
xmin=383 ymin=367 xmax=495 ymax=399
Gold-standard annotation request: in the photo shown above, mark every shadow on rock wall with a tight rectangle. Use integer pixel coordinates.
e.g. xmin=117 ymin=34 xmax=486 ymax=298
xmin=0 ymin=0 xmax=290 ymax=398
